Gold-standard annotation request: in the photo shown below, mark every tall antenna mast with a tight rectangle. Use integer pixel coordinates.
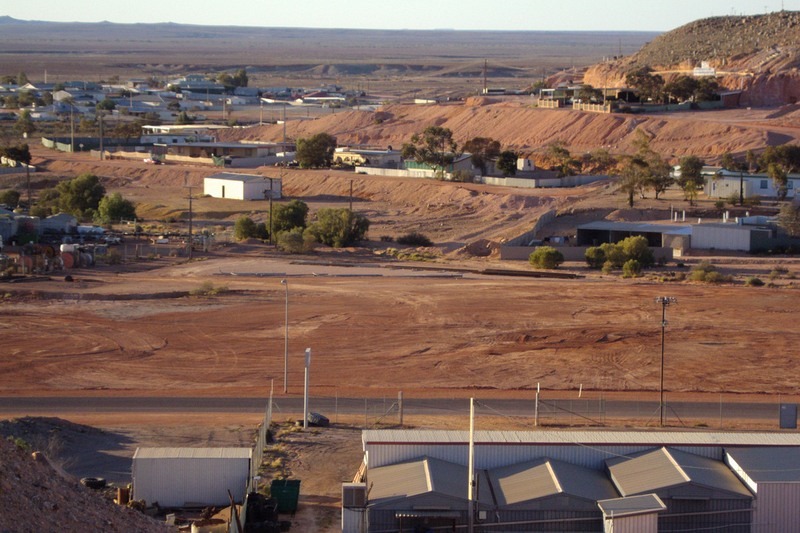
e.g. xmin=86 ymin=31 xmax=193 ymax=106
xmin=483 ymin=59 xmax=487 ymax=95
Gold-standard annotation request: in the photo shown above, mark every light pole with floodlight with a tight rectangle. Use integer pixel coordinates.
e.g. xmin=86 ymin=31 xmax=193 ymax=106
xmin=281 ymin=279 xmax=289 ymax=393
xmin=655 ymin=296 xmax=677 ymax=427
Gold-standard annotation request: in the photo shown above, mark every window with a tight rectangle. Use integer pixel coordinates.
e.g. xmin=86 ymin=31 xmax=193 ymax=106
xmin=760 ymin=180 xmax=768 ymax=190
xmin=789 ymin=181 xmax=794 ymax=190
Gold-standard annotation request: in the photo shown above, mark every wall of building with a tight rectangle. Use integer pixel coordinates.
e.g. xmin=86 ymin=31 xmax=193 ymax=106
xmin=132 ymin=456 xmax=249 ymax=507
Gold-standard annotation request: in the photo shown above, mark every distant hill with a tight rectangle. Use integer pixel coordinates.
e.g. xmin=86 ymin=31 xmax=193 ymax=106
xmin=585 ymin=11 xmax=800 ymax=106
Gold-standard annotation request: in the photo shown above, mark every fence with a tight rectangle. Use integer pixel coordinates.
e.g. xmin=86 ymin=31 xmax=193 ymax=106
xmin=262 ymin=393 xmax=797 ymax=431
xmin=249 ymin=386 xmax=274 ymax=494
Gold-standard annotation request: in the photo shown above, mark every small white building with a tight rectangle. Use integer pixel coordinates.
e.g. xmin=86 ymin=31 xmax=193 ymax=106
xmin=132 ymin=447 xmax=251 ymax=507
xmin=204 ymin=172 xmax=281 ymax=201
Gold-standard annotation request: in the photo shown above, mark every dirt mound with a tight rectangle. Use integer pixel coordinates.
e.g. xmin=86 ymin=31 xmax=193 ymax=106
xmin=449 ymin=239 xmax=501 ymax=258
xmin=220 ymin=101 xmax=799 ymax=161
xmin=0 ymin=421 xmax=166 ymax=532
xmin=585 ymin=12 xmax=800 ymax=106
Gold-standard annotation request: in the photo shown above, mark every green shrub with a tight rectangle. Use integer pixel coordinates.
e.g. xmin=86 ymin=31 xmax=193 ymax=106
xmin=529 ymin=246 xmax=564 ymax=269
xmin=585 ymin=246 xmax=605 ymax=269
xmin=714 ymin=200 xmax=725 ymax=210
xmin=600 ymin=242 xmax=626 ymax=268
xmin=305 ymin=208 xmax=369 ymax=248
xmin=601 ymin=260 xmax=614 ymax=274
xmin=622 ymin=259 xmax=642 ymax=278
xmin=745 ymin=276 xmax=765 ymax=287
xmin=620 ymin=236 xmax=655 ymax=267
xmin=234 ymin=215 xmax=259 ymax=241
xmin=396 ymin=231 xmax=433 ymax=247
xmin=276 ymin=227 xmax=314 ymax=254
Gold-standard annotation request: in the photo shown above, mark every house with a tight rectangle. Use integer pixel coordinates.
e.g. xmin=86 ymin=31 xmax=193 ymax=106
xmin=204 ymin=173 xmax=281 ymax=201
xmin=704 ymin=168 xmax=800 ymax=200
xmin=162 ymin=141 xmax=295 ymax=167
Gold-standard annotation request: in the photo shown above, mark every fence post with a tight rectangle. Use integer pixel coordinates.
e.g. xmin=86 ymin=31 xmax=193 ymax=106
xmin=398 ymin=391 xmax=404 ymax=427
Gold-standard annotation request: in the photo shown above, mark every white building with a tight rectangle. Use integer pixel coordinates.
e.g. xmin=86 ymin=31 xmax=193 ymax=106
xmin=204 ymin=172 xmax=281 ymax=201
xmin=132 ymin=447 xmax=251 ymax=507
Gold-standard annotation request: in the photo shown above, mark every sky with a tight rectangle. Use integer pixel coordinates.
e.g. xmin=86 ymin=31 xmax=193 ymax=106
xmin=3 ymin=0 xmax=796 ymax=32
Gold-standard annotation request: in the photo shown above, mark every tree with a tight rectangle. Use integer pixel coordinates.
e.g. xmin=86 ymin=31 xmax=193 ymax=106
xmin=401 ymin=126 xmax=459 ymax=177
xmin=496 ymin=150 xmax=518 ymax=176
xmin=95 ymin=192 xmax=137 ymax=224
xmin=677 ymin=155 xmax=704 ymax=205
xmin=0 ymin=189 xmax=21 ymax=208
xmin=462 ymin=137 xmax=500 ymax=175
xmin=234 ymin=216 xmax=259 ymax=240
xmin=768 ymin=163 xmax=789 ymax=200
xmin=306 ymin=208 xmax=369 ymax=247
xmin=272 ymin=199 xmax=309 ymax=233
xmin=175 ymin=111 xmax=194 ymax=125
xmin=644 ymin=153 xmax=673 ymax=200
xmin=96 ymin=98 xmax=116 ymax=111
xmin=625 ymin=67 xmax=665 ymax=103
xmin=13 ymin=110 xmax=35 ymax=137
xmin=694 ymin=78 xmax=720 ymax=102
xmin=663 ymin=75 xmax=697 ymax=102
xmin=17 ymin=71 xmax=29 ymax=86
xmin=577 ymin=84 xmax=602 ymax=102
xmin=777 ymin=203 xmax=800 ymax=237
xmin=618 ymin=155 xmax=648 ymax=207
xmin=296 ymin=132 xmax=337 ymax=168
xmin=55 ymin=173 xmax=106 ymax=219
xmin=529 ymin=246 xmax=564 ymax=269
xmin=2 ymin=144 xmax=32 ymax=209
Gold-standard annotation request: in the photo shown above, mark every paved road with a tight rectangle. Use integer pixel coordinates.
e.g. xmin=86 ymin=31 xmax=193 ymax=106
xmin=0 ymin=396 xmax=790 ymax=427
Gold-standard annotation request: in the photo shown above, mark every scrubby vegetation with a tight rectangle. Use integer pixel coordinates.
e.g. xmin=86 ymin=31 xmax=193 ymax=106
xmin=529 ymin=246 xmax=564 ymax=269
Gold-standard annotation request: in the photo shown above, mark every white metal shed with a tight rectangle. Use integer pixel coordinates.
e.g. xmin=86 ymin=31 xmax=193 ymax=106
xmin=132 ymin=447 xmax=252 ymax=507
xmin=204 ymin=173 xmax=281 ymax=201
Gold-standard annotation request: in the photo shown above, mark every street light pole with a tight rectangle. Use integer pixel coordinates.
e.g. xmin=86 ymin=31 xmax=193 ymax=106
xmin=281 ymin=279 xmax=289 ymax=393
xmin=655 ymin=296 xmax=677 ymax=427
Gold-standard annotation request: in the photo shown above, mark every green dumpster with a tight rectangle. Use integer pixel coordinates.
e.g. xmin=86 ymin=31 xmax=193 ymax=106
xmin=270 ymin=479 xmax=301 ymax=514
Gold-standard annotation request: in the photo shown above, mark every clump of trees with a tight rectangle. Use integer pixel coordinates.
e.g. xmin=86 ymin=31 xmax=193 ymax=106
xmin=585 ymin=236 xmax=654 ymax=276
xmin=232 ymin=199 xmax=370 ymax=252
xmin=617 ymin=129 xmax=672 ymax=207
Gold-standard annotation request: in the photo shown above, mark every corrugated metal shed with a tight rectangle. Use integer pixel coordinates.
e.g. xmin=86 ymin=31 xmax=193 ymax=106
xmin=607 ymin=447 xmax=751 ymax=498
xmin=598 ymin=494 xmax=664 ymax=533
xmin=598 ymin=493 xmax=666 ymax=517
xmin=488 ymin=458 xmax=618 ymax=506
xmin=132 ymin=447 xmax=251 ymax=508
xmin=362 ymin=430 xmax=800 ymax=470
xmin=726 ymin=447 xmax=800 ymax=533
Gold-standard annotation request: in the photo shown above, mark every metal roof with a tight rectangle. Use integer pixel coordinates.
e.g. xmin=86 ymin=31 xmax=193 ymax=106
xmin=606 ymin=447 xmax=751 ymax=498
xmin=488 ymin=457 xmax=618 ymax=505
xmin=597 ymin=493 xmax=666 ymax=517
xmin=368 ymin=456 xmax=468 ymax=503
xmin=363 ymin=430 xmax=800 ymax=448
xmin=206 ymin=172 xmax=271 ymax=183
xmin=726 ymin=447 xmax=800 ymax=483
xmin=577 ymin=221 xmax=692 ymax=235
xmin=132 ymin=447 xmax=251 ymax=460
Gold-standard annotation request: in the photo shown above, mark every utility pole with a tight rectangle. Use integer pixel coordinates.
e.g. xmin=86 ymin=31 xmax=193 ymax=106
xmin=655 ymin=296 xmax=677 ymax=427
xmin=98 ymin=111 xmax=104 ymax=160
xmin=185 ymin=185 xmax=194 ymax=259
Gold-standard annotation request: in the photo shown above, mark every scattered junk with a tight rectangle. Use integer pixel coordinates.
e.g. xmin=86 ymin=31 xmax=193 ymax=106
xmin=306 ymin=412 xmax=330 ymax=427
xmin=243 ymin=491 xmax=281 ymax=533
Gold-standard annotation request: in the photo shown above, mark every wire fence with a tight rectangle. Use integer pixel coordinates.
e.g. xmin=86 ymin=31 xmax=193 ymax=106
xmin=264 ymin=393 xmax=798 ymax=432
